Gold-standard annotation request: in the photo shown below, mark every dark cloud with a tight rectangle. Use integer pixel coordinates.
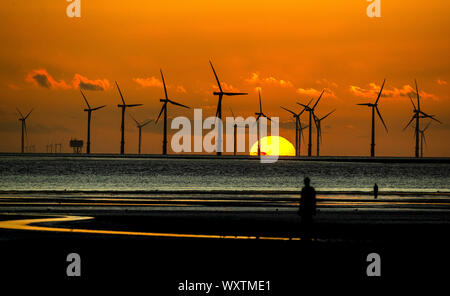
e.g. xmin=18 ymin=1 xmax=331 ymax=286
xmin=78 ymin=81 xmax=104 ymax=91
xmin=32 ymin=74 xmax=51 ymax=88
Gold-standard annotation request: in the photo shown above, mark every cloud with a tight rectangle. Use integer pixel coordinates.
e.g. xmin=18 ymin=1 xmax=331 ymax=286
xmin=72 ymin=74 xmax=110 ymax=91
xmin=176 ymin=85 xmax=187 ymax=93
xmin=349 ymin=83 xmax=438 ymax=100
xmin=133 ymin=77 xmax=186 ymax=93
xmin=26 ymin=69 xmax=71 ymax=89
xmin=437 ymin=79 xmax=448 ymax=85
xmin=315 ymin=78 xmax=338 ymax=88
xmin=245 ymin=72 xmax=293 ymax=88
xmin=296 ymin=87 xmax=336 ymax=98
xmin=212 ymin=82 xmax=243 ymax=93
xmin=26 ymin=69 xmax=109 ymax=91
xmin=133 ymin=76 xmax=163 ymax=88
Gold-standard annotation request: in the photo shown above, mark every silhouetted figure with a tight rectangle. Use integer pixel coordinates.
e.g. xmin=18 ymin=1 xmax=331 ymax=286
xmin=299 ymin=177 xmax=316 ymax=240
xmin=374 ymin=183 xmax=378 ymax=199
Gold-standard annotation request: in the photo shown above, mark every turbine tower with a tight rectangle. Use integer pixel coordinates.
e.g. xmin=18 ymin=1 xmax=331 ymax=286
xmin=418 ymin=121 xmax=431 ymax=158
xmin=209 ymin=61 xmax=248 ymax=156
xmin=403 ymin=80 xmax=441 ymax=157
xmin=130 ymin=115 xmax=153 ymax=154
xmin=298 ymin=90 xmax=325 ymax=157
xmin=116 ymin=81 xmax=143 ymax=155
xmin=156 ymin=69 xmax=190 ymax=155
xmin=313 ymin=109 xmax=336 ymax=156
xmin=356 ymin=79 xmax=388 ymax=157
xmin=17 ymin=108 xmax=33 ymax=153
xmin=280 ymin=100 xmax=310 ymax=157
xmin=254 ymin=89 xmax=271 ymax=157
xmin=80 ymin=90 xmax=106 ymax=154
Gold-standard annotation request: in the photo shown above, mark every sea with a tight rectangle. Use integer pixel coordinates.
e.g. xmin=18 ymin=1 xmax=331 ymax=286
xmin=0 ymin=156 xmax=449 ymax=194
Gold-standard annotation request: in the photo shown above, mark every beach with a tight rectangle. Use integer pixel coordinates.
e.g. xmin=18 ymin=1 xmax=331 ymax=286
xmin=0 ymin=155 xmax=449 ymax=288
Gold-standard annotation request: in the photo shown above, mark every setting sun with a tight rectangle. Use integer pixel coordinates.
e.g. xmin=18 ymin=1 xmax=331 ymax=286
xmin=250 ymin=136 xmax=295 ymax=156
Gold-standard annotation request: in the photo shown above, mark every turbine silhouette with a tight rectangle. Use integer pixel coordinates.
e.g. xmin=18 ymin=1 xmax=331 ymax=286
xmin=155 ymin=69 xmax=190 ymax=155
xmin=403 ymin=79 xmax=441 ymax=157
xmin=298 ymin=90 xmax=325 ymax=157
xmin=313 ymin=109 xmax=336 ymax=156
xmin=130 ymin=115 xmax=153 ymax=154
xmin=80 ymin=90 xmax=106 ymax=154
xmin=281 ymin=99 xmax=311 ymax=157
xmin=116 ymin=81 xmax=143 ymax=154
xmin=356 ymin=79 xmax=388 ymax=157
xmin=210 ymin=61 xmax=247 ymax=155
xmin=254 ymin=89 xmax=271 ymax=157
xmin=16 ymin=108 xmax=33 ymax=153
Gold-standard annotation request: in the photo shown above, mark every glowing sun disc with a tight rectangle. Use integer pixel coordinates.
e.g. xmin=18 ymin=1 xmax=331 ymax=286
xmin=250 ymin=136 xmax=295 ymax=156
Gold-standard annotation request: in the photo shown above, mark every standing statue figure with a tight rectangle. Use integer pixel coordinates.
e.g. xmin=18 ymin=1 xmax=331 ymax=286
xmin=299 ymin=177 xmax=316 ymax=240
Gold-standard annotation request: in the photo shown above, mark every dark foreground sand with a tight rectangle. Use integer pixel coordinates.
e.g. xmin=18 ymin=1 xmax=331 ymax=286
xmin=0 ymin=211 xmax=449 ymax=287
xmin=0 ymin=193 xmax=449 ymax=290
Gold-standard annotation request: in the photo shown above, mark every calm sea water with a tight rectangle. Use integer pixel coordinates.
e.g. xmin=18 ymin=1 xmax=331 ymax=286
xmin=0 ymin=156 xmax=449 ymax=193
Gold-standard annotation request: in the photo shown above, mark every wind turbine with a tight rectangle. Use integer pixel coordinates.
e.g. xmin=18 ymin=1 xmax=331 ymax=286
xmin=280 ymin=100 xmax=311 ymax=157
xmin=116 ymin=81 xmax=143 ymax=155
xmin=130 ymin=115 xmax=153 ymax=154
xmin=254 ymin=89 xmax=271 ymax=157
xmin=403 ymin=80 xmax=442 ymax=157
xmin=156 ymin=69 xmax=190 ymax=155
xmin=80 ymin=90 xmax=106 ymax=154
xmin=417 ymin=121 xmax=431 ymax=158
xmin=313 ymin=109 xmax=336 ymax=156
xmin=298 ymin=90 xmax=325 ymax=157
xmin=356 ymin=79 xmax=388 ymax=157
xmin=17 ymin=108 xmax=33 ymax=153
xmin=209 ymin=61 xmax=248 ymax=155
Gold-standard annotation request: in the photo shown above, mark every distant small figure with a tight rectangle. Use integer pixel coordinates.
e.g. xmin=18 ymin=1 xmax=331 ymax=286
xmin=374 ymin=183 xmax=379 ymax=199
xmin=299 ymin=177 xmax=316 ymax=239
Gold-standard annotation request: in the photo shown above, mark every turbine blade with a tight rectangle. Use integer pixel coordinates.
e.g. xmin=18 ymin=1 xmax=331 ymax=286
xmin=209 ymin=60 xmax=223 ymax=93
xmin=320 ymin=109 xmax=336 ymax=121
xmin=298 ymin=98 xmax=313 ymax=116
xmin=115 ymin=81 xmax=126 ymax=105
xmin=422 ymin=132 xmax=427 ymax=148
xmin=423 ymin=121 xmax=432 ymax=131
xmin=419 ymin=111 xmax=442 ymax=123
xmin=141 ymin=119 xmax=153 ymax=127
xmin=127 ymin=104 xmax=143 ymax=108
xmin=415 ymin=79 xmax=420 ymax=111
xmin=80 ymin=90 xmax=91 ymax=109
xmin=16 ymin=108 xmax=24 ymax=119
xmin=407 ymin=94 xmax=416 ymax=110
xmin=262 ymin=114 xmax=271 ymax=121
xmin=376 ymin=106 xmax=388 ymax=133
xmin=312 ymin=90 xmax=325 ymax=110
xmin=375 ymin=79 xmax=386 ymax=104
xmin=223 ymin=92 xmax=248 ymax=96
xmin=155 ymin=103 xmax=166 ymax=124
xmin=229 ymin=107 xmax=235 ymax=118
xmin=160 ymin=69 xmax=169 ymax=100
xmin=24 ymin=108 xmax=34 ymax=120
xmin=281 ymin=106 xmax=296 ymax=116
xmin=168 ymin=99 xmax=190 ymax=109
xmin=403 ymin=116 xmax=415 ymax=131
xmin=215 ymin=97 xmax=222 ymax=118
xmin=258 ymin=89 xmax=262 ymax=113
xmin=129 ymin=114 xmax=139 ymax=126
xmin=92 ymin=105 xmax=106 ymax=111
xmin=357 ymin=103 xmax=372 ymax=106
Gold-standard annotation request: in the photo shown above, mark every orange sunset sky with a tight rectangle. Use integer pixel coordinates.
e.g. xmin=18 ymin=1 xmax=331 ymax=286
xmin=0 ymin=0 xmax=449 ymax=156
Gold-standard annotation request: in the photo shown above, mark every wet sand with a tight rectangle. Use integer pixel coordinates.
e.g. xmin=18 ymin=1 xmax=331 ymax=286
xmin=0 ymin=192 xmax=449 ymax=288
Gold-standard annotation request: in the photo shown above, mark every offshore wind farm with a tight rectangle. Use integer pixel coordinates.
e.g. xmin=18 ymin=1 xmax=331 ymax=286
xmin=1 ymin=0 xmax=449 ymax=287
